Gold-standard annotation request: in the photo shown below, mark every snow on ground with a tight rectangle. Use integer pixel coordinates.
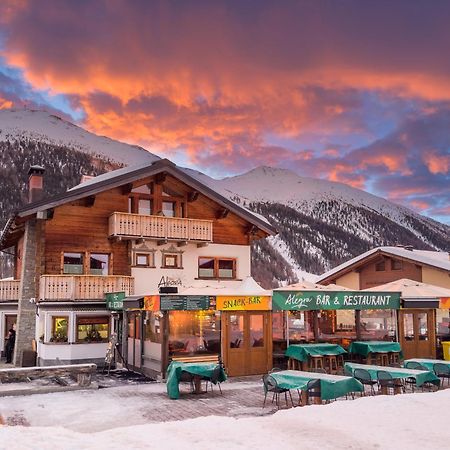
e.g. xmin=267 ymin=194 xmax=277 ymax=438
xmin=0 ymin=381 xmax=449 ymax=450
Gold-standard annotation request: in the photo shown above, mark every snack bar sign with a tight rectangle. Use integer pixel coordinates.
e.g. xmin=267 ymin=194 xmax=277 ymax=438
xmin=272 ymin=291 xmax=401 ymax=311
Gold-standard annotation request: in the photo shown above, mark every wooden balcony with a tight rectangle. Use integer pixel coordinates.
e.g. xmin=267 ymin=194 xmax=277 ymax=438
xmin=40 ymin=275 xmax=134 ymax=301
xmin=108 ymin=212 xmax=213 ymax=243
xmin=0 ymin=280 xmax=20 ymax=302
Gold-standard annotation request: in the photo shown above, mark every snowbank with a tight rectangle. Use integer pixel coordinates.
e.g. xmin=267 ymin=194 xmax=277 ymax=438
xmin=1 ymin=388 xmax=449 ymax=450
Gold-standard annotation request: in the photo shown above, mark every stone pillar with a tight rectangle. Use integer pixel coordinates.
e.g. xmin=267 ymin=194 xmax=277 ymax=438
xmin=14 ymin=218 xmax=39 ymax=366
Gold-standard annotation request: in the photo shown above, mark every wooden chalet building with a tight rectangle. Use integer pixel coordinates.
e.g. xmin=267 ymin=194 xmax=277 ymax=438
xmin=317 ymin=246 xmax=450 ymax=359
xmin=0 ymin=159 xmax=276 ymax=374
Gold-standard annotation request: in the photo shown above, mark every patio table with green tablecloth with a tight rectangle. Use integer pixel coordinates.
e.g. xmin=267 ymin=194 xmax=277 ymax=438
xmin=348 ymin=341 xmax=402 ymax=357
xmin=269 ymin=370 xmax=363 ymax=401
xmin=285 ymin=344 xmax=347 ymax=362
xmin=344 ymin=362 xmax=440 ymax=387
xmin=166 ymin=361 xmax=227 ymax=399
xmin=404 ymin=358 xmax=450 ymax=372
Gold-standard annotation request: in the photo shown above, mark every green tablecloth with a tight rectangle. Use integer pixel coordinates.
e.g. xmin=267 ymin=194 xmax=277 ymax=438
xmin=285 ymin=344 xmax=347 ymax=362
xmin=348 ymin=341 xmax=402 ymax=357
xmin=404 ymin=359 xmax=450 ymax=372
xmin=344 ymin=362 xmax=440 ymax=387
xmin=166 ymin=361 xmax=227 ymax=399
xmin=269 ymin=370 xmax=363 ymax=401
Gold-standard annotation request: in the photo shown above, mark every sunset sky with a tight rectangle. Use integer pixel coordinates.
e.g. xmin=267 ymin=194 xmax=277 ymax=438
xmin=0 ymin=0 xmax=449 ymax=223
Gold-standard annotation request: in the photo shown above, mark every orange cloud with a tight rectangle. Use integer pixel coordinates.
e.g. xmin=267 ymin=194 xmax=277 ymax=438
xmin=423 ymin=151 xmax=450 ymax=175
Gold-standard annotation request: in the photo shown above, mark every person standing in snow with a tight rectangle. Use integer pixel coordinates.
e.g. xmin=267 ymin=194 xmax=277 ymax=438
xmin=5 ymin=328 xmax=16 ymax=364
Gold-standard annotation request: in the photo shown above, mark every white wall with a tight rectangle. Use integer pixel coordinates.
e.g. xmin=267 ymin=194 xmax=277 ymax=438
xmin=132 ymin=242 xmax=251 ymax=295
xmin=37 ymin=308 xmax=111 ymax=362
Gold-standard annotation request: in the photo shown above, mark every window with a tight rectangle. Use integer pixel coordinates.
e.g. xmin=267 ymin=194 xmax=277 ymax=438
xmin=375 ymin=260 xmax=385 ymax=272
xmin=288 ymin=310 xmax=315 ymax=343
xmin=51 ymin=316 xmax=69 ymax=343
xmin=250 ymin=314 xmax=264 ymax=347
xmin=391 ymin=259 xmax=403 ymax=270
xmin=134 ymin=252 xmax=155 ymax=267
xmin=162 ymin=253 xmax=182 ymax=269
xmin=198 ymin=257 xmax=236 ymax=279
xmin=138 ymin=198 xmax=152 ymax=215
xmin=144 ymin=312 xmax=162 ymax=344
xmin=90 ymin=254 xmax=109 ymax=275
xmin=76 ymin=316 xmax=109 ymax=343
xmin=318 ymin=309 xmax=357 ymax=348
xmin=169 ymin=310 xmax=221 ymax=356
xmin=63 ymin=252 xmax=84 ymax=274
xmin=359 ymin=309 xmax=396 ymax=340
xmin=162 ymin=201 xmax=175 ymax=217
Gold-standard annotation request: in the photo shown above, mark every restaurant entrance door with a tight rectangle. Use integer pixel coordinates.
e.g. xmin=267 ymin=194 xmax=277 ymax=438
xmin=222 ymin=311 xmax=272 ymax=376
xmin=399 ymin=309 xmax=436 ymax=359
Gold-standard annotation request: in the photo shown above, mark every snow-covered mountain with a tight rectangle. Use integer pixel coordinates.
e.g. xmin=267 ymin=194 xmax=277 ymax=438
xmin=0 ymin=109 xmax=160 ymax=165
xmin=1 ymin=109 xmax=449 ymax=286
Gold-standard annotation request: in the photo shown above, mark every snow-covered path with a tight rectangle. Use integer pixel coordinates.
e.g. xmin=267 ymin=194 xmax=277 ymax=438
xmin=1 ymin=383 xmax=449 ymax=450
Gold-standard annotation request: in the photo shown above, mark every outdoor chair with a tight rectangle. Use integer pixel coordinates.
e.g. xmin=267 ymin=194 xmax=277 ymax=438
xmin=433 ymin=363 xmax=450 ymax=388
xmin=204 ymin=365 xmax=223 ymax=395
xmin=404 ymin=362 xmax=426 ymax=392
xmin=262 ymin=374 xmax=294 ymax=409
xmin=305 ymin=379 xmax=321 ymax=405
xmin=354 ymin=368 xmax=377 ymax=396
xmin=377 ymin=370 xmax=404 ymax=395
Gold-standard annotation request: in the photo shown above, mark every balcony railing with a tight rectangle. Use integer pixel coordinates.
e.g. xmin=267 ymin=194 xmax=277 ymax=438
xmin=108 ymin=212 xmax=213 ymax=242
xmin=0 ymin=280 xmax=20 ymax=301
xmin=40 ymin=275 xmax=134 ymax=301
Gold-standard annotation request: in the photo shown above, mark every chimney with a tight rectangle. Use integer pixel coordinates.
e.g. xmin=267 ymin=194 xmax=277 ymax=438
xmin=28 ymin=165 xmax=45 ymax=203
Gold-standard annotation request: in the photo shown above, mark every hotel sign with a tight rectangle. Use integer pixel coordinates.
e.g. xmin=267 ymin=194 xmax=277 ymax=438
xmin=105 ymin=291 xmax=125 ymax=311
xmin=272 ymin=291 xmax=401 ymax=311
xmin=216 ymin=296 xmax=271 ymax=311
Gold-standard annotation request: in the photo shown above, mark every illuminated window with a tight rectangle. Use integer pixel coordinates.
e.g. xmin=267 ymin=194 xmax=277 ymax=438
xmin=76 ymin=316 xmax=109 ymax=343
xmin=169 ymin=310 xmax=221 ymax=356
xmin=51 ymin=316 xmax=69 ymax=343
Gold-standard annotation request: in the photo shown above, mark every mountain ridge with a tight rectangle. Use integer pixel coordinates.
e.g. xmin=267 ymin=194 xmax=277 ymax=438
xmin=0 ymin=109 xmax=448 ymax=286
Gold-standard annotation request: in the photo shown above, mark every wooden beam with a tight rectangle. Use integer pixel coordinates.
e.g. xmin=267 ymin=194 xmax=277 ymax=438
xmin=155 ymin=172 xmax=166 ymax=185
xmin=177 ymin=241 xmax=188 ymax=247
xmin=247 ymin=225 xmax=258 ymax=235
xmin=122 ymin=183 xmax=133 ymax=195
xmin=157 ymin=239 xmax=168 ymax=246
xmin=85 ymin=196 xmax=96 ymax=207
xmin=216 ymin=208 xmax=229 ymax=219
xmin=187 ymin=191 xmax=199 ymax=202
xmin=197 ymin=242 xmax=209 ymax=248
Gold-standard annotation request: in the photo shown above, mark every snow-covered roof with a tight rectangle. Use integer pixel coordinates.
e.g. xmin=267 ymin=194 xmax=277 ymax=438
xmin=273 ymin=281 xmax=350 ymax=291
xmin=179 ymin=277 xmax=272 ymax=297
xmin=363 ymin=278 xmax=450 ymax=299
xmin=317 ymin=246 xmax=450 ymax=283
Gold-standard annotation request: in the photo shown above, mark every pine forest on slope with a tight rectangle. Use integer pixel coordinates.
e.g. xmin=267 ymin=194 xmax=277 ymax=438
xmin=0 ymin=109 xmax=449 ymax=288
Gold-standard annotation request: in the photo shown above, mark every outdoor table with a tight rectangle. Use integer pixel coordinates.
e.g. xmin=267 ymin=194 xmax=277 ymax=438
xmin=269 ymin=369 xmax=363 ymax=402
xmin=404 ymin=358 xmax=450 ymax=372
xmin=348 ymin=341 xmax=401 ymax=357
xmin=344 ymin=362 xmax=440 ymax=391
xmin=166 ymin=361 xmax=227 ymax=400
xmin=285 ymin=344 xmax=346 ymax=371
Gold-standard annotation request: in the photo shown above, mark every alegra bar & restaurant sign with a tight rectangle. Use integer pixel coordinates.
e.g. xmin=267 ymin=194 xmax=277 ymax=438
xmin=272 ymin=291 xmax=400 ymax=311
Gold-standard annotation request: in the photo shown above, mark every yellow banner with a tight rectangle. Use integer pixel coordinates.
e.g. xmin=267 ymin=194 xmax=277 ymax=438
xmin=440 ymin=297 xmax=450 ymax=309
xmin=216 ymin=296 xmax=271 ymax=311
xmin=144 ymin=295 xmax=160 ymax=311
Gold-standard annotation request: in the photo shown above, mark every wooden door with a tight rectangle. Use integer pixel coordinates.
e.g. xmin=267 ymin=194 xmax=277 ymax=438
xmin=399 ymin=309 xmax=436 ymax=359
xmin=222 ymin=311 xmax=272 ymax=376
